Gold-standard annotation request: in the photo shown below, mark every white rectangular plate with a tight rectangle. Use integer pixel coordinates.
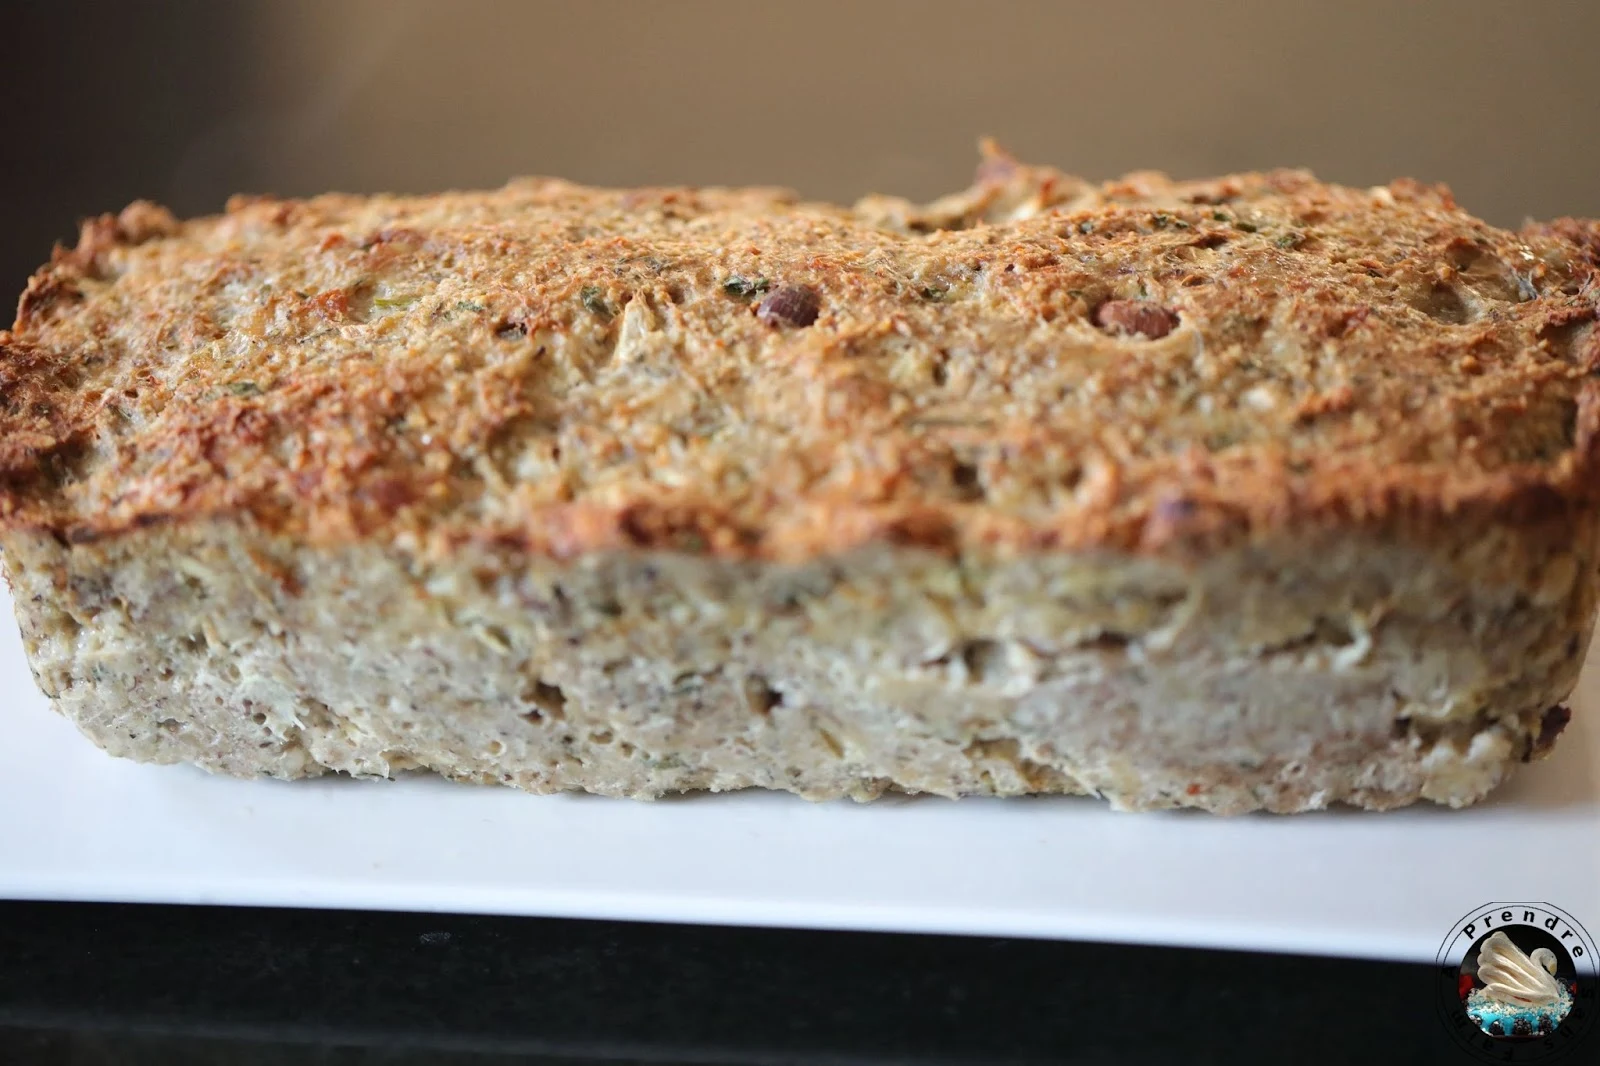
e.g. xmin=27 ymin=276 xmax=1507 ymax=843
xmin=3 ymin=583 xmax=1596 ymax=962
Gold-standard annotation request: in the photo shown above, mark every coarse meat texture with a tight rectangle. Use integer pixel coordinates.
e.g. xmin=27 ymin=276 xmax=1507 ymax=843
xmin=3 ymin=142 xmax=1598 ymax=812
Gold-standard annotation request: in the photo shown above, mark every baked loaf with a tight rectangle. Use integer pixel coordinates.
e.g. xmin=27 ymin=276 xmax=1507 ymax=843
xmin=4 ymin=144 xmax=1598 ymax=813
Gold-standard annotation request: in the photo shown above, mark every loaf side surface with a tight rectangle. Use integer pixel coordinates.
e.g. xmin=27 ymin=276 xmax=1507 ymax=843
xmin=3 ymin=510 xmax=1592 ymax=812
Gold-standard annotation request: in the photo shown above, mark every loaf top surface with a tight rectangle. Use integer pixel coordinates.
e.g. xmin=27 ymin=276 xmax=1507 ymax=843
xmin=4 ymin=144 xmax=1599 ymax=561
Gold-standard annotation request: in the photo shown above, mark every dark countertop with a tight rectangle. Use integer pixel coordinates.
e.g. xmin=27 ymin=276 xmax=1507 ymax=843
xmin=0 ymin=901 xmax=1464 ymax=1065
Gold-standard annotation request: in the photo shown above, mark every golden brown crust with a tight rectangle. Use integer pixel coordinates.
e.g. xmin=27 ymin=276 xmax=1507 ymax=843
xmin=5 ymin=145 xmax=1600 ymax=562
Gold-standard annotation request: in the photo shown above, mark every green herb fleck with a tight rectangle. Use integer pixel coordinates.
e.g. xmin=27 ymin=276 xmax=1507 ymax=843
xmin=227 ymin=381 xmax=262 ymax=397
xmin=722 ymin=275 xmax=771 ymax=299
xmin=579 ymin=285 xmax=611 ymax=318
xmin=1211 ymin=210 xmax=1230 ymax=222
xmin=371 ymin=294 xmax=416 ymax=310
xmin=1152 ymin=213 xmax=1172 ymax=229
xmin=920 ymin=285 xmax=947 ymax=302
xmin=1235 ymin=221 xmax=1259 ymax=233
xmin=1077 ymin=220 xmax=1096 ymax=234
xmin=669 ymin=674 xmax=704 ymax=695
xmin=618 ymin=253 xmax=671 ymax=274
xmin=454 ymin=300 xmax=486 ymax=313
xmin=1274 ymin=232 xmax=1303 ymax=249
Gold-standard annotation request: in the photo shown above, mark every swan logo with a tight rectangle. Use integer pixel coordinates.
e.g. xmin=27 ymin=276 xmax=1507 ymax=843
xmin=1436 ymin=903 xmax=1597 ymax=1062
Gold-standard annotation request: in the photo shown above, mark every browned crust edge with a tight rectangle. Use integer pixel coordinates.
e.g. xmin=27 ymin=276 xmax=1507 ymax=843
xmin=5 ymin=165 xmax=1600 ymax=564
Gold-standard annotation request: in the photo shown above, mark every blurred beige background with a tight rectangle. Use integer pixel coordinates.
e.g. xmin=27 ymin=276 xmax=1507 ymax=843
xmin=7 ymin=0 xmax=1600 ymax=297
xmin=217 ymin=0 xmax=1600 ymax=221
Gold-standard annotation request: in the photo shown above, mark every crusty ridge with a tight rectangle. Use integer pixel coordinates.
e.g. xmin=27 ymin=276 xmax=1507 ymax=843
xmin=4 ymin=145 xmax=1600 ymax=563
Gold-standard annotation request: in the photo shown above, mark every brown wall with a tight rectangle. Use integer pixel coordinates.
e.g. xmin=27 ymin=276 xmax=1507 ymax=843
xmin=6 ymin=1 xmax=1600 ymax=298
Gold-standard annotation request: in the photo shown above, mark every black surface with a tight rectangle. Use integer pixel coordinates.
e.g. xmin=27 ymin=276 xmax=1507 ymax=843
xmin=0 ymin=901 xmax=1473 ymax=1065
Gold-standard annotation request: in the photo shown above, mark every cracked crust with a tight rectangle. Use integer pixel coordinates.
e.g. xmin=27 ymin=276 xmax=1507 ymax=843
xmin=3 ymin=144 xmax=1600 ymax=562
xmin=4 ymin=145 xmax=1600 ymax=809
